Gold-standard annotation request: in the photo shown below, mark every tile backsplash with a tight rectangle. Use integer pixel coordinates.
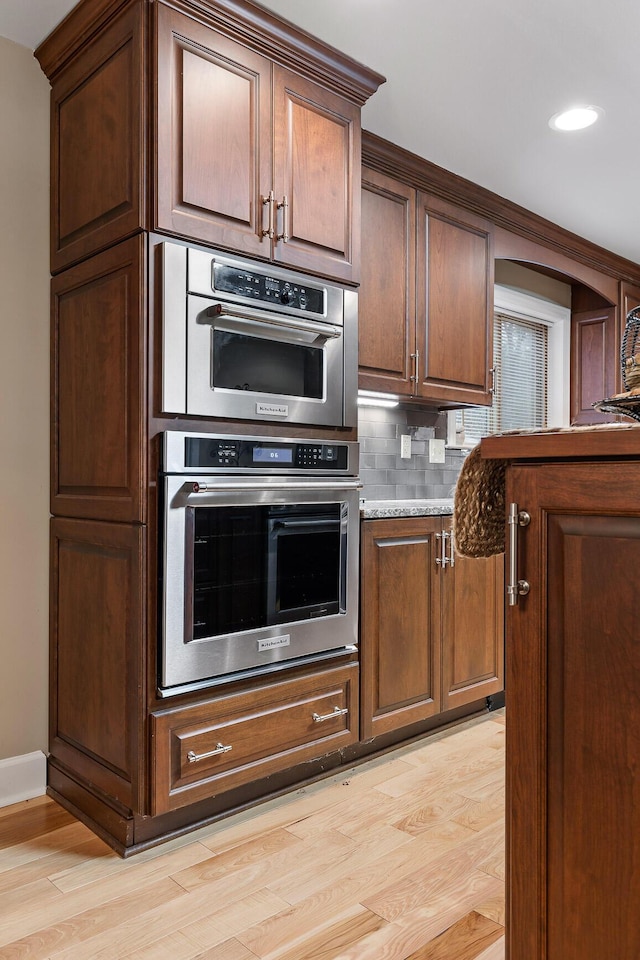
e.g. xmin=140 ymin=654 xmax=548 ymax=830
xmin=358 ymin=405 xmax=469 ymax=500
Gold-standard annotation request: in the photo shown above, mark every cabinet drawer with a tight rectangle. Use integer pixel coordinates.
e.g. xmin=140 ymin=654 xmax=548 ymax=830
xmin=151 ymin=663 xmax=359 ymax=814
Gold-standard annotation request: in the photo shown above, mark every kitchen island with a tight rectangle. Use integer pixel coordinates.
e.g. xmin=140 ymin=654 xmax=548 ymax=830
xmin=481 ymin=424 xmax=640 ymax=960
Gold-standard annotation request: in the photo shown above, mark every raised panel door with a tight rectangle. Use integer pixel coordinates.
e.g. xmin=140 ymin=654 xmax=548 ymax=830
xmin=50 ymin=516 xmax=145 ymax=812
xmin=51 ymin=4 xmax=145 ymax=272
xmin=441 ymin=520 xmax=504 ymax=711
xmin=570 ymin=307 xmax=617 ymax=424
xmin=51 ymin=236 xmax=146 ymax=522
xmin=155 ymin=5 xmax=272 ymax=257
xmin=506 ymin=459 xmax=640 ymax=960
xmin=416 ymin=193 xmax=493 ymax=405
xmin=272 ymin=66 xmax=360 ymax=283
xmin=358 ymin=167 xmax=415 ymax=395
xmin=360 ymin=517 xmax=441 ymax=738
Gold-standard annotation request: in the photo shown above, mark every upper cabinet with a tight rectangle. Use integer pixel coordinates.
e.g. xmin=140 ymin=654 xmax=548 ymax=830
xmin=155 ymin=6 xmax=362 ymax=282
xmin=38 ymin=0 xmax=384 ymax=282
xmin=359 ymin=161 xmax=494 ymax=406
xmin=416 ymin=193 xmax=493 ymax=405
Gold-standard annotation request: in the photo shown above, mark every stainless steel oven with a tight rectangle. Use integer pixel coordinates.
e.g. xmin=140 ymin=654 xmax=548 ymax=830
xmin=160 ymin=242 xmax=357 ymax=428
xmin=159 ymin=432 xmax=360 ymax=696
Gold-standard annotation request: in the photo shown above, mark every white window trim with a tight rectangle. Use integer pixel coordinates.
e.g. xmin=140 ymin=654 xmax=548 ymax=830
xmin=447 ymin=284 xmax=570 ymax=447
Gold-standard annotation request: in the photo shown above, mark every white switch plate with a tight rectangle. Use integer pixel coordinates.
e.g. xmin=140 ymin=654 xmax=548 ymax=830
xmin=429 ymin=438 xmax=446 ymax=463
xmin=400 ymin=434 xmax=412 ymax=459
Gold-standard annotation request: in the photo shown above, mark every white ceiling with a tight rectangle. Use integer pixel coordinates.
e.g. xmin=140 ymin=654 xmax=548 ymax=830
xmin=3 ymin=0 xmax=639 ymax=265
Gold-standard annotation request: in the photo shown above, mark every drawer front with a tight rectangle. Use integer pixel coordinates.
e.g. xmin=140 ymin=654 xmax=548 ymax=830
xmin=151 ymin=664 xmax=359 ymax=814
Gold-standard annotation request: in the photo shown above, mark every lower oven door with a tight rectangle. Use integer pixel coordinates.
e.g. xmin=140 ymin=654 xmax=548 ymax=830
xmin=160 ymin=476 xmax=360 ymax=695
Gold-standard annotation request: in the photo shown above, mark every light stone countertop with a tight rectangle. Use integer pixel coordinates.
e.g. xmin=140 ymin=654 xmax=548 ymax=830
xmin=360 ymin=498 xmax=454 ymax=519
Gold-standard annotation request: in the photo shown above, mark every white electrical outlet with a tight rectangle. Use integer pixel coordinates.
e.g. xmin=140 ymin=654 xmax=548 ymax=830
xmin=429 ymin=439 xmax=446 ymax=463
xmin=400 ymin=434 xmax=412 ymax=459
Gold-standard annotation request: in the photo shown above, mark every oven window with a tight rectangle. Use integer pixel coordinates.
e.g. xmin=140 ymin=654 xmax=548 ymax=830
xmin=212 ymin=331 xmax=323 ymax=399
xmin=190 ymin=502 xmax=344 ymax=640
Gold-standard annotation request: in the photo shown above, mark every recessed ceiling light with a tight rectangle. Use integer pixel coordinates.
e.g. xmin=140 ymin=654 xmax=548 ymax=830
xmin=549 ymin=105 xmax=604 ymax=131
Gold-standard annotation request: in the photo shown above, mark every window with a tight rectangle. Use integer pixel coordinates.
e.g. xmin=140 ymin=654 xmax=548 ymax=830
xmin=448 ymin=285 xmax=570 ymax=447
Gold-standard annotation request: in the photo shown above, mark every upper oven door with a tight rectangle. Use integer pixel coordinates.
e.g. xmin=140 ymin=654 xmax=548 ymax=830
xmin=186 ymin=297 xmax=345 ymax=426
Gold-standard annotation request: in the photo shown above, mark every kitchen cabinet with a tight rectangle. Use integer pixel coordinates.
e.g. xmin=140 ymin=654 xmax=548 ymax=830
xmin=440 ymin=518 xmax=504 ymax=711
xmin=482 ymin=427 xmax=640 ymax=960
xmin=359 ymin=165 xmax=494 ymax=406
xmin=360 ymin=515 xmax=504 ymax=738
xmin=37 ymin=0 xmax=382 ymax=856
xmin=156 ymin=5 xmax=362 ymax=282
xmin=570 ymin=305 xmax=617 ymax=424
xmin=50 ymin=236 xmax=146 ymax=523
xmin=41 ymin=0 xmax=382 ymax=280
xmin=151 ymin=664 xmax=359 ymax=814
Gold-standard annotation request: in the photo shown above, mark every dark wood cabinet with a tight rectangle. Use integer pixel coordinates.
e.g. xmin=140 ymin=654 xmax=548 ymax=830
xmin=360 ymin=516 xmax=504 ymax=738
xmin=482 ymin=428 xmax=640 ymax=960
xmin=151 ymin=664 xmax=359 ymax=814
xmin=155 ymin=5 xmax=272 ymax=261
xmin=416 ymin=194 xmax=494 ymax=406
xmin=360 ymin=517 xmax=442 ymax=738
xmin=42 ymin=0 xmax=380 ymax=281
xmin=570 ymin=306 xmax=617 ymax=424
xmin=359 ymin=165 xmax=493 ymax=405
xmin=51 ymin=236 xmax=147 ymax=523
xmin=37 ymin=0 xmax=383 ymax=855
xmin=440 ymin=518 xmax=504 ymax=711
xmin=49 ymin=516 xmax=145 ymax=813
xmin=359 ymin=167 xmax=416 ymax=395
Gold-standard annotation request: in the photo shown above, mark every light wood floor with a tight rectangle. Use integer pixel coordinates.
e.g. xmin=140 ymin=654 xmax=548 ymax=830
xmin=0 ymin=710 xmax=505 ymax=960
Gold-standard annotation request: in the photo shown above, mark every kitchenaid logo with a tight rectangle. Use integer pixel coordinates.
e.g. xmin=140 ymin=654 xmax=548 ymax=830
xmin=256 ymin=402 xmax=289 ymax=417
xmin=258 ymin=635 xmax=291 ymax=651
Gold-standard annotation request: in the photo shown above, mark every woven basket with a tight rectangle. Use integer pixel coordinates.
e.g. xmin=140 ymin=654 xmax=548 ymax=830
xmin=621 ymin=307 xmax=640 ymax=391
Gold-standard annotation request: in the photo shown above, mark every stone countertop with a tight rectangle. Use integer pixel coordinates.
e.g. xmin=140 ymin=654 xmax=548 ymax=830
xmin=360 ymin=498 xmax=454 ymax=519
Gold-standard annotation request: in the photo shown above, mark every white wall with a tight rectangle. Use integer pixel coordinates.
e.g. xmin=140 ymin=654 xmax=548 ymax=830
xmin=0 ymin=37 xmax=50 ymax=760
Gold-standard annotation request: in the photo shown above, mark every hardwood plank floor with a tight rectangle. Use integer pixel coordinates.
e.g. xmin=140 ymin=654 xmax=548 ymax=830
xmin=0 ymin=711 xmax=505 ymax=959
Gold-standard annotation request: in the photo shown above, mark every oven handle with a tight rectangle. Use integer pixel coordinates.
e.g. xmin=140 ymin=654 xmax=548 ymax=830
xmin=197 ymin=302 xmax=342 ymax=340
xmin=186 ymin=479 xmax=361 ymax=494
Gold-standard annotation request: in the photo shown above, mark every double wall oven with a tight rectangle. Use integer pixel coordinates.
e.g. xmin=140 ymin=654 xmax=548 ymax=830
xmin=157 ymin=242 xmax=361 ymax=696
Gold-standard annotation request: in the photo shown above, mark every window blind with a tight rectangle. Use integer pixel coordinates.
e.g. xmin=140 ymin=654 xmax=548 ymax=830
xmin=458 ymin=312 xmax=548 ymax=443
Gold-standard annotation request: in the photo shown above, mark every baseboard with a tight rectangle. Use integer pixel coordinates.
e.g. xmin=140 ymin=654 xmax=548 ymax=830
xmin=0 ymin=751 xmax=47 ymax=807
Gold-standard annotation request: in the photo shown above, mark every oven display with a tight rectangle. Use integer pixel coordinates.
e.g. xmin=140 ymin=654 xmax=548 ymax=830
xmin=253 ymin=446 xmax=293 ymax=464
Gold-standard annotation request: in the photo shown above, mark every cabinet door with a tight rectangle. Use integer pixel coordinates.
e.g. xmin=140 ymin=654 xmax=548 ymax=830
xmin=506 ymin=460 xmax=640 ymax=960
xmin=50 ymin=516 xmax=145 ymax=813
xmin=272 ymin=66 xmax=360 ymax=283
xmin=51 ymin=4 xmax=145 ymax=272
xmin=358 ymin=168 xmax=415 ymax=396
xmin=155 ymin=5 xmax=272 ymax=257
xmin=570 ymin=306 xmax=617 ymax=424
xmin=416 ymin=194 xmax=494 ymax=405
xmin=51 ymin=236 xmax=146 ymax=522
xmin=441 ymin=520 xmax=504 ymax=710
xmin=360 ymin=518 xmax=441 ymax=738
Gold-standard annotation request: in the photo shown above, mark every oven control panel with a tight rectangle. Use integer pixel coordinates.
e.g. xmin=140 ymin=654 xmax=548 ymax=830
xmin=213 ymin=262 xmax=325 ymax=315
xmin=179 ymin=435 xmax=351 ymax=472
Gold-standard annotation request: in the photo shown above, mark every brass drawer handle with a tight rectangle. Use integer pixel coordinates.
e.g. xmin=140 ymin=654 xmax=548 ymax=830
xmin=312 ymin=706 xmax=348 ymax=723
xmin=187 ymin=742 xmax=233 ymax=763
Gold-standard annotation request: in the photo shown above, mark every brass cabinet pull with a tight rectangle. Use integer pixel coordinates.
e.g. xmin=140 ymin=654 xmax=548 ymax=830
xmin=261 ymin=190 xmax=275 ymax=239
xmin=507 ymin=503 xmax=531 ymax=606
xmin=187 ymin=742 xmax=232 ymax=763
xmin=312 ymin=706 xmax=348 ymax=723
xmin=276 ymin=195 xmax=290 ymax=243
